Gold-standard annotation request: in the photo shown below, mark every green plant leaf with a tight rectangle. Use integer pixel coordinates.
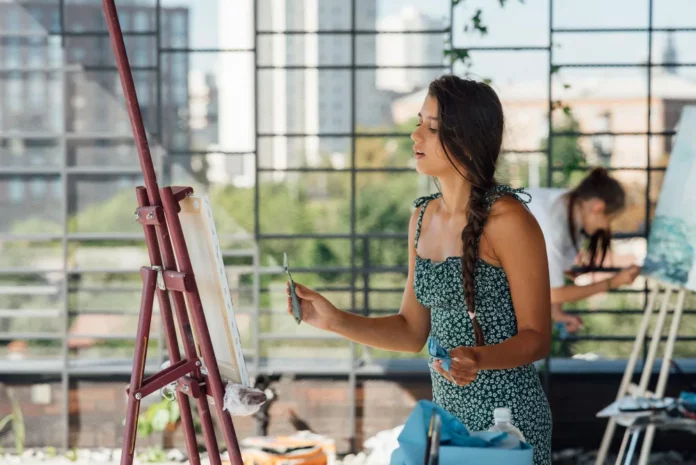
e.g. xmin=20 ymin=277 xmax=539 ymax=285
xmin=6 ymin=390 xmax=25 ymax=456
xmin=151 ymin=408 xmax=170 ymax=432
xmin=471 ymin=10 xmax=488 ymax=35
xmin=0 ymin=414 xmax=14 ymax=432
xmin=167 ymin=399 xmax=180 ymax=423
xmin=137 ymin=415 xmax=153 ymax=438
xmin=65 ymin=448 xmax=78 ymax=462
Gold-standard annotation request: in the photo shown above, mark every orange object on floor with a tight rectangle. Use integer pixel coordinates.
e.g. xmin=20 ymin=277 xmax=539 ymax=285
xmin=241 ymin=445 xmax=327 ymax=465
xmin=226 ymin=435 xmax=335 ymax=465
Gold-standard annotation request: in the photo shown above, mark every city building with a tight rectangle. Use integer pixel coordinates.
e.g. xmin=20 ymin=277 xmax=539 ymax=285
xmin=0 ymin=1 xmax=189 ymax=233
xmin=376 ymin=5 xmax=446 ymax=94
xmin=217 ymin=0 xmax=402 ymax=187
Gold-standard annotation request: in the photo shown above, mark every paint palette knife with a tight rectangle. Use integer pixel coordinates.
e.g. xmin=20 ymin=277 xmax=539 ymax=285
xmin=284 ymin=253 xmax=302 ymax=325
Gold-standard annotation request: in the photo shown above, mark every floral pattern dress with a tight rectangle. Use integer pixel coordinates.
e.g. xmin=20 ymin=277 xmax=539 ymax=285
xmin=413 ymin=185 xmax=552 ymax=465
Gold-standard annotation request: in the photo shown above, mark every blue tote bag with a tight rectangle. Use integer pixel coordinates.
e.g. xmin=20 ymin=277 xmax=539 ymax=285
xmin=389 ymin=400 xmax=534 ymax=465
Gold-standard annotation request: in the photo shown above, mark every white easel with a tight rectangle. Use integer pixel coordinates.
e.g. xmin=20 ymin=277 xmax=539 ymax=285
xmin=595 ymin=280 xmax=688 ymax=465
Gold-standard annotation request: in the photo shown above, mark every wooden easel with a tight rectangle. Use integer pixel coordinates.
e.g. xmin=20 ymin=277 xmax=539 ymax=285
xmin=595 ymin=281 xmax=688 ymax=465
xmin=100 ymin=1 xmax=245 ymax=464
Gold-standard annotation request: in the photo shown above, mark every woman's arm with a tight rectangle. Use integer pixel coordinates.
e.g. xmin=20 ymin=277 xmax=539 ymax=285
xmin=551 ymin=280 xmax=611 ymax=304
xmin=330 ymin=207 xmax=431 ymax=352
xmin=551 ymin=265 xmax=641 ymax=304
xmin=472 ymin=198 xmax=552 ymax=369
xmin=293 ymin=207 xmax=431 ymax=353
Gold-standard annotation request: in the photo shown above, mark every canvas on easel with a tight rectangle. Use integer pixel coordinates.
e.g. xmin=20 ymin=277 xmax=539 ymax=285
xmin=595 ymin=106 xmax=696 ymax=465
xmin=642 ymin=105 xmax=696 ymax=291
xmin=178 ymin=195 xmax=249 ymax=387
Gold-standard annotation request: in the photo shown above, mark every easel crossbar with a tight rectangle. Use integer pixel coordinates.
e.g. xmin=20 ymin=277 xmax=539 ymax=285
xmin=128 ymin=358 xmax=201 ymax=400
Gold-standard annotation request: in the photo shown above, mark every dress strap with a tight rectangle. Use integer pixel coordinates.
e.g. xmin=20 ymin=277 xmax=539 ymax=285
xmin=475 ymin=185 xmax=532 ymax=247
xmin=412 ymin=193 xmax=441 ymax=249
xmin=484 ymin=184 xmax=532 ymax=212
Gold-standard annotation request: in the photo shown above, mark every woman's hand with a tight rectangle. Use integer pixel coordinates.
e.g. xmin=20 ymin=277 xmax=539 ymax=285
xmin=432 ymin=346 xmax=479 ymax=386
xmin=286 ymin=282 xmax=340 ymax=331
xmin=553 ymin=310 xmax=583 ymax=334
xmin=610 ymin=265 xmax=641 ymax=289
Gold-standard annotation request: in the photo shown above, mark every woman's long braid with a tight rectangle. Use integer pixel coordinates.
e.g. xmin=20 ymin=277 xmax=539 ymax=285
xmin=429 ymin=75 xmax=504 ymax=348
xmin=460 ymin=185 xmax=490 ymax=346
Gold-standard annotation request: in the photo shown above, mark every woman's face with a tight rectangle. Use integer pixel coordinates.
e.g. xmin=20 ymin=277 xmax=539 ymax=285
xmin=579 ymin=198 xmax=617 ymax=235
xmin=410 ymin=95 xmax=458 ymax=177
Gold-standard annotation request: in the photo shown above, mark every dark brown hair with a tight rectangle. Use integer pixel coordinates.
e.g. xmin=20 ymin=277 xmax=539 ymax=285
xmin=567 ymin=167 xmax=626 ymax=268
xmin=428 ymin=75 xmax=504 ymax=346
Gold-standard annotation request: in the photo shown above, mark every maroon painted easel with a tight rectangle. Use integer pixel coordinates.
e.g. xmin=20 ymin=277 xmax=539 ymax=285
xmin=100 ymin=1 xmax=244 ymax=465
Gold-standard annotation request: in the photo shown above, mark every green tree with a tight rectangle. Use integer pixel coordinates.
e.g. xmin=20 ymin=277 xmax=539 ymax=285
xmin=539 ymin=114 xmax=587 ymax=188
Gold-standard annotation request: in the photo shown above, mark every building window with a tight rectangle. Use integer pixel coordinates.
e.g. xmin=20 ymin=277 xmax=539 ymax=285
xmin=119 ymin=11 xmax=131 ymax=30
xmin=50 ymin=10 xmax=61 ymax=33
xmin=136 ymin=81 xmax=150 ymax=106
xmin=28 ymin=39 xmax=45 ymax=68
xmin=29 ymin=76 xmax=44 ymax=109
xmin=134 ymin=48 xmax=148 ymax=66
xmin=134 ymin=11 xmax=149 ymax=31
xmin=71 ymin=20 xmax=86 ymax=32
xmin=29 ymin=7 xmax=43 ymax=28
xmin=48 ymin=37 xmax=63 ymax=67
xmin=173 ymin=132 xmax=188 ymax=150
xmin=172 ymin=13 xmax=186 ymax=32
xmin=118 ymin=176 xmax=132 ymax=189
xmin=30 ymin=179 xmax=47 ymax=198
xmin=6 ymin=7 xmax=20 ymax=31
xmin=71 ymin=47 xmax=86 ymax=63
xmin=170 ymin=13 xmax=188 ymax=48
xmin=7 ymin=76 xmax=22 ymax=112
xmin=9 ymin=178 xmax=24 ymax=204
xmin=5 ymin=38 xmax=21 ymax=68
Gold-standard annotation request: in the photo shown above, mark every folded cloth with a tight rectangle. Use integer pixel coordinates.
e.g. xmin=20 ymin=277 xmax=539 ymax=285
xmin=390 ymin=400 xmax=533 ymax=465
xmin=428 ymin=336 xmax=452 ymax=372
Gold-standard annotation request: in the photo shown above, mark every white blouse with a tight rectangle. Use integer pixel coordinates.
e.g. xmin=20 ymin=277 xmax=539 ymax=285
xmin=525 ymin=188 xmax=582 ymax=289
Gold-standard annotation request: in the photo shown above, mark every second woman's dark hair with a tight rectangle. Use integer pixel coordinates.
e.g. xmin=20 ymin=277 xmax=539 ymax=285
xmin=567 ymin=167 xmax=626 ymax=268
xmin=427 ymin=75 xmax=504 ymax=346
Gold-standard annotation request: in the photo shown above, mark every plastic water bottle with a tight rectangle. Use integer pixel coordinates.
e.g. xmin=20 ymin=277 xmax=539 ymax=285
xmin=486 ymin=407 xmax=525 ymax=449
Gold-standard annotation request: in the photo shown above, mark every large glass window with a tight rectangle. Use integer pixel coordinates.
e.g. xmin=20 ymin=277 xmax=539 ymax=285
xmin=2 ymin=0 xmax=695 ymax=454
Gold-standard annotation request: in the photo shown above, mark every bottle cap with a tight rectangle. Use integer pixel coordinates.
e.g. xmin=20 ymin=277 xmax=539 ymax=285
xmin=493 ymin=407 xmax=511 ymax=422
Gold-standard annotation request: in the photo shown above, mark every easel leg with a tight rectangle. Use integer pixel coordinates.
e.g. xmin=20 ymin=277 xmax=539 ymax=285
xmin=596 ymin=285 xmax=660 ymax=465
xmin=156 ymin=292 xmax=203 ymax=465
xmin=614 ymin=432 xmax=630 ymax=465
xmin=120 ymin=268 xmax=157 ymax=465
xmin=616 ymin=285 xmax=673 ymax=465
xmin=137 ymin=188 xmax=201 ymax=465
xmin=624 ymin=430 xmax=640 ymax=465
xmin=170 ymin=288 xmax=224 ymax=465
xmin=636 ymin=289 xmax=687 ymax=465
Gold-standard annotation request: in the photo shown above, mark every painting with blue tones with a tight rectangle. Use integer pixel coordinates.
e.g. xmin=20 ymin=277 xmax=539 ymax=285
xmin=642 ymin=106 xmax=696 ymax=291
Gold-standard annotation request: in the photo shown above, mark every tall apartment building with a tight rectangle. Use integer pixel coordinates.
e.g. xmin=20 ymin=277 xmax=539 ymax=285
xmin=0 ymin=1 xmax=189 ymax=233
